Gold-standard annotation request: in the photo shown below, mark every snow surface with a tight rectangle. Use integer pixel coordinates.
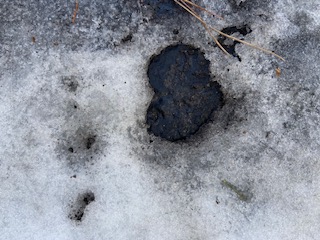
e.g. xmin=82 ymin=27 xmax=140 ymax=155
xmin=1 ymin=0 xmax=320 ymax=239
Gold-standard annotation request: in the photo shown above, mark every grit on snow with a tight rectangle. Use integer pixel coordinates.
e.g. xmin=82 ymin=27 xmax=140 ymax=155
xmin=1 ymin=0 xmax=320 ymax=239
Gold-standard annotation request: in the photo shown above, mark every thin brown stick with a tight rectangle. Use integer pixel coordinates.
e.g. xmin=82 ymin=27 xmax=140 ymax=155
xmin=72 ymin=0 xmax=79 ymax=24
xmin=276 ymin=67 xmax=281 ymax=77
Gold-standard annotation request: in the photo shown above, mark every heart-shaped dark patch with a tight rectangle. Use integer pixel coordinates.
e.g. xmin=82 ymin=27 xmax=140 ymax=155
xmin=146 ymin=44 xmax=223 ymax=141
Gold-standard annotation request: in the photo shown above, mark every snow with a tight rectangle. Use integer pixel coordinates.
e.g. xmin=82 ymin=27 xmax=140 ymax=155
xmin=1 ymin=0 xmax=320 ymax=239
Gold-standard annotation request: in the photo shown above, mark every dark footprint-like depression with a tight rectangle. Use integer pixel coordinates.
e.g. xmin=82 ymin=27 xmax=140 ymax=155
xmin=147 ymin=44 xmax=223 ymax=141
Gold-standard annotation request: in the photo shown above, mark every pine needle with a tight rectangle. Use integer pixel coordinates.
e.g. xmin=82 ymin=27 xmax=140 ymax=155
xmin=174 ymin=0 xmax=285 ymax=61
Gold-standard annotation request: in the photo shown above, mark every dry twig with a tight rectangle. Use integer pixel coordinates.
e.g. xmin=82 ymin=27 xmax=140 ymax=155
xmin=174 ymin=0 xmax=285 ymax=61
xmin=72 ymin=0 xmax=79 ymax=24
